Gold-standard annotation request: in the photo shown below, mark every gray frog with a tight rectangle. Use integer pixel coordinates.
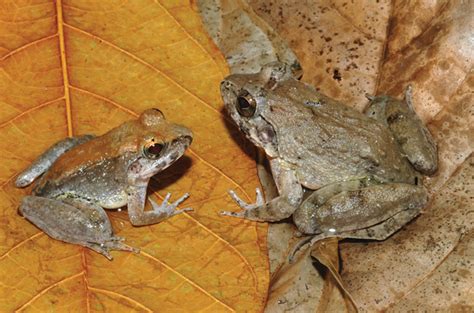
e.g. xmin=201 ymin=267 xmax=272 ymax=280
xmin=15 ymin=109 xmax=193 ymax=259
xmin=220 ymin=62 xmax=437 ymax=245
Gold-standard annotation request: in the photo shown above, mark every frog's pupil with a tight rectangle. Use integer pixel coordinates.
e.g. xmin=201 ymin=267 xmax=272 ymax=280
xmin=238 ymin=96 xmax=250 ymax=109
xmin=147 ymin=143 xmax=163 ymax=156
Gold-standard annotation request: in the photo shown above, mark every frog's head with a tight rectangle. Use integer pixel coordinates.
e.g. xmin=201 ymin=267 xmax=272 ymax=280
xmin=220 ymin=62 xmax=294 ymax=158
xmin=128 ymin=109 xmax=193 ymax=181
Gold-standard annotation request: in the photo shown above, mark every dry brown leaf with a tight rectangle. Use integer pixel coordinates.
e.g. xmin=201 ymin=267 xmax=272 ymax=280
xmin=265 ymin=226 xmax=354 ymax=313
xmin=0 ymin=1 xmax=270 ymax=311
xmin=249 ymin=0 xmax=392 ymax=111
xmin=197 ymin=0 xmax=300 ymax=75
xmin=248 ymin=0 xmax=473 ymax=311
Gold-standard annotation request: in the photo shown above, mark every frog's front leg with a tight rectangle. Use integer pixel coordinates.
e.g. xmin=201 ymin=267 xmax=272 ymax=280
xmin=15 ymin=135 xmax=94 ymax=187
xmin=365 ymin=86 xmax=438 ymax=175
xmin=19 ymin=196 xmax=138 ymax=260
xmin=221 ymin=159 xmax=303 ymax=221
xmin=127 ymin=184 xmax=192 ymax=226
xmin=293 ymin=179 xmax=427 ymax=236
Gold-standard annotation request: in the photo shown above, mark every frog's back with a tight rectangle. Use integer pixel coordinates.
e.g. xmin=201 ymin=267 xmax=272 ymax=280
xmin=32 ymin=122 xmax=139 ymax=203
xmin=274 ymin=84 xmax=417 ymax=189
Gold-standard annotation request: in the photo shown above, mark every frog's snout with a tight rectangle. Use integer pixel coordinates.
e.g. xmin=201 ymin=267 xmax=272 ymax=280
xmin=178 ymin=134 xmax=193 ymax=148
xmin=220 ymin=79 xmax=232 ymax=90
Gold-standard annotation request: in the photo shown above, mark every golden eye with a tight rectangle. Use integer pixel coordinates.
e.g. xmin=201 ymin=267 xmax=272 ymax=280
xmin=143 ymin=140 xmax=165 ymax=159
xmin=236 ymin=90 xmax=256 ymax=117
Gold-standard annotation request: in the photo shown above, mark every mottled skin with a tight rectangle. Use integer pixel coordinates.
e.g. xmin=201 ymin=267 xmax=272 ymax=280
xmin=220 ymin=62 xmax=437 ymax=245
xmin=15 ymin=109 xmax=193 ymax=259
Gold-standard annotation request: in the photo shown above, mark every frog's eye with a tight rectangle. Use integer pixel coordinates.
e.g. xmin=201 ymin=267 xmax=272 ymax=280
xmin=236 ymin=91 xmax=257 ymax=117
xmin=143 ymin=141 xmax=165 ymax=159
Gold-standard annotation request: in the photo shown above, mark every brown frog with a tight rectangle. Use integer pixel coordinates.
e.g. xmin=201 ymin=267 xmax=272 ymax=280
xmin=15 ymin=109 xmax=193 ymax=259
xmin=220 ymin=62 xmax=437 ymax=246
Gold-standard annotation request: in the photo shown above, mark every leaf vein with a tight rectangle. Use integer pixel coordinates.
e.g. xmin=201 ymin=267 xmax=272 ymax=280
xmin=0 ymin=34 xmax=57 ymax=61
xmin=63 ymin=23 xmax=223 ymax=117
xmin=0 ymin=232 xmax=43 ymax=261
xmin=56 ymin=0 xmax=73 ymax=137
xmin=15 ymin=272 xmax=84 ymax=312
xmin=88 ymin=286 xmax=153 ymax=313
xmin=153 ymin=0 xmax=226 ymax=77
xmin=0 ymin=97 xmax=64 ymax=129
xmin=141 ymin=251 xmax=234 ymax=312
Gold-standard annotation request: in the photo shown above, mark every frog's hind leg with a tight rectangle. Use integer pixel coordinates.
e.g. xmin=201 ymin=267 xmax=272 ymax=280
xmin=19 ymin=196 xmax=138 ymax=259
xmin=15 ymin=135 xmax=95 ymax=187
xmin=365 ymin=86 xmax=438 ymax=175
xmin=290 ymin=182 xmax=425 ymax=262
xmin=293 ymin=180 xmax=428 ymax=235
xmin=337 ymin=205 xmax=420 ymax=240
xmin=289 ymin=208 xmax=420 ymax=263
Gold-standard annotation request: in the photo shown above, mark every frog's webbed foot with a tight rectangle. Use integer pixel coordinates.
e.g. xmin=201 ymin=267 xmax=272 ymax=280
xmin=85 ymin=236 xmax=140 ymax=260
xmin=220 ymin=188 xmax=264 ymax=218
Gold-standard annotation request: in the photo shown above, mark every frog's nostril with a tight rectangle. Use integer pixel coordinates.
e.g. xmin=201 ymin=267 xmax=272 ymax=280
xmin=176 ymin=135 xmax=193 ymax=146
xmin=184 ymin=135 xmax=193 ymax=144
xmin=220 ymin=80 xmax=232 ymax=89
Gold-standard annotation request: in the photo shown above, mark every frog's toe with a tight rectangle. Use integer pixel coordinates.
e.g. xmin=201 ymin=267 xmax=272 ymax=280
xmin=228 ymin=188 xmax=264 ymax=210
xmin=254 ymin=188 xmax=264 ymax=206
xmin=168 ymin=207 xmax=193 ymax=217
xmin=85 ymin=243 xmax=114 ymax=260
xmin=228 ymin=191 xmax=252 ymax=209
xmin=107 ymin=239 xmax=140 ymax=254
xmin=176 ymin=207 xmax=193 ymax=214
xmin=228 ymin=190 xmax=245 ymax=205
xmin=149 ymin=193 xmax=190 ymax=214
xmin=172 ymin=193 xmax=190 ymax=207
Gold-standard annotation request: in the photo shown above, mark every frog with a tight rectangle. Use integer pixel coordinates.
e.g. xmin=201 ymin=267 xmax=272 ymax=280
xmin=219 ymin=61 xmax=438 ymax=248
xmin=15 ymin=109 xmax=193 ymax=259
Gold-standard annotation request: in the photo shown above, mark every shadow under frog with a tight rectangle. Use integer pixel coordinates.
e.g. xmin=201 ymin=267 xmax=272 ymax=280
xmin=15 ymin=109 xmax=193 ymax=260
xmin=220 ymin=62 xmax=438 ymax=255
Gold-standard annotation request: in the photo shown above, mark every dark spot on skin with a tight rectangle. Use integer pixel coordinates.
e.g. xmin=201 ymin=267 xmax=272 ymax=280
xmin=365 ymin=159 xmax=379 ymax=173
xmin=265 ymin=77 xmax=277 ymax=90
xmin=333 ymin=69 xmax=342 ymax=81
xmin=387 ymin=112 xmax=405 ymax=124
xmin=169 ymin=151 xmax=180 ymax=161
xmin=129 ymin=163 xmax=142 ymax=174
xmin=397 ymin=137 xmax=408 ymax=146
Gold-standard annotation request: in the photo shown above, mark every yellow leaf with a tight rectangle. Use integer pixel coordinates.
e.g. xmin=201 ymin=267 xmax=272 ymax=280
xmin=0 ymin=1 xmax=268 ymax=311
